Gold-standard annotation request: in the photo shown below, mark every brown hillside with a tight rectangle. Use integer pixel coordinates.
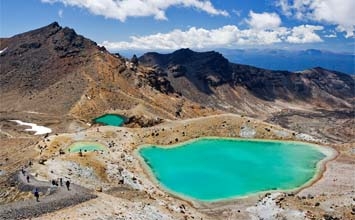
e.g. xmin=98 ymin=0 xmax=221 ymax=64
xmin=0 ymin=23 xmax=217 ymax=123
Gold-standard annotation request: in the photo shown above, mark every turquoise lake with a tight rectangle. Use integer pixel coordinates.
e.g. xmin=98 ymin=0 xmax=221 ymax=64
xmin=93 ymin=114 xmax=125 ymax=126
xmin=139 ymin=138 xmax=328 ymax=201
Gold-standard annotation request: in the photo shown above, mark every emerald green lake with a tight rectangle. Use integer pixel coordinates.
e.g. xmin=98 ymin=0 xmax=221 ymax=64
xmin=69 ymin=142 xmax=105 ymax=153
xmin=139 ymin=138 xmax=329 ymax=201
xmin=93 ymin=114 xmax=125 ymax=126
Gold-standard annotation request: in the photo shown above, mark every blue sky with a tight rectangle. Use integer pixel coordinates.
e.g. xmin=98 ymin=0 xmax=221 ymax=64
xmin=1 ymin=0 xmax=354 ymax=53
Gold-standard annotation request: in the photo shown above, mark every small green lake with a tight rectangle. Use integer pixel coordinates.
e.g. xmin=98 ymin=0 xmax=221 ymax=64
xmin=93 ymin=114 xmax=125 ymax=126
xmin=68 ymin=142 xmax=106 ymax=153
xmin=139 ymin=138 xmax=330 ymax=201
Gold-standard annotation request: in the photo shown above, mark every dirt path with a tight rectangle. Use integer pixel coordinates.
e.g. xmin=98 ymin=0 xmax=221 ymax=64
xmin=0 ymin=170 xmax=97 ymax=219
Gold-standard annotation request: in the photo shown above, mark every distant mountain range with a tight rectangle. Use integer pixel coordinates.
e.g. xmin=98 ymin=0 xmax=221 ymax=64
xmin=215 ymin=48 xmax=355 ymax=75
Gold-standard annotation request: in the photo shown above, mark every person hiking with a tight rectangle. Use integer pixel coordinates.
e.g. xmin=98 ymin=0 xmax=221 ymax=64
xmin=65 ymin=180 xmax=70 ymax=190
xmin=59 ymin=178 xmax=63 ymax=186
xmin=52 ymin=179 xmax=58 ymax=186
xmin=26 ymin=175 xmax=30 ymax=183
xmin=34 ymin=188 xmax=39 ymax=202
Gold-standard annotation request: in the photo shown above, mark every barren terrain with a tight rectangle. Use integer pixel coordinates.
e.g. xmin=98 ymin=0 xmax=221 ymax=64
xmin=1 ymin=23 xmax=354 ymax=219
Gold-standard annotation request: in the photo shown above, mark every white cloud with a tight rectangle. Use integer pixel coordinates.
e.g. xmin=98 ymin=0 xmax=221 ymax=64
xmin=277 ymin=0 xmax=355 ymax=37
xmin=324 ymin=33 xmax=336 ymax=38
xmin=286 ymin=25 xmax=324 ymax=43
xmin=324 ymin=30 xmax=337 ymax=38
xmin=41 ymin=0 xmax=228 ymax=21
xmin=276 ymin=0 xmax=292 ymax=17
xmin=102 ymin=24 xmax=323 ymax=51
xmin=246 ymin=11 xmax=281 ymax=30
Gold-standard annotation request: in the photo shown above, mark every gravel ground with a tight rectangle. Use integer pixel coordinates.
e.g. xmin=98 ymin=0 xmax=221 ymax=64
xmin=0 ymin=171 xmax=97 ymax=220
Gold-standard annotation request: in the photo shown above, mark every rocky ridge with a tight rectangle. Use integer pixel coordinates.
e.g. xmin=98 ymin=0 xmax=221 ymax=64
xmin=0 ymin=23 xmax=216 ymax=123
xmin=139 ymin=48 xmax=355 ymax=114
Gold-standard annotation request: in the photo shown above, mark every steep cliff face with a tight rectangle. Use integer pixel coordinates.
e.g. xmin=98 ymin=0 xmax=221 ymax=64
xmin=139 ymin=49 xmax=355 ymax=113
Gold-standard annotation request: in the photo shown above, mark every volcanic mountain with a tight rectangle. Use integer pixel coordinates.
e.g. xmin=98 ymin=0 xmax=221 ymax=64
xmin=139 ymin=49 xmax=355 ymax=116
xmin=1 ymin=22 xmax=354 ymax=138
xmin=0 ymin=22 xmax=216 ymax=125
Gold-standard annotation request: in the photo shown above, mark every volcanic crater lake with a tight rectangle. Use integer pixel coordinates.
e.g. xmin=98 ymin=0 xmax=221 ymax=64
xmin=139 ymin=138 xmax=332 ymax=201
xmin=93 ymin=114 xmax=125 ymax=126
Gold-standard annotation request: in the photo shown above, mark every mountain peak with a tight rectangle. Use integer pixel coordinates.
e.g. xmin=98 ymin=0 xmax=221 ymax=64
xmin=47 ymin=21 xmax=61 ymax=29
xmin=172 ymin=48 xmax=193 ymax=55
xmin=13 ymin=22 xmax=62 ymax=38
xmin=171 ymin=48 xmax=225 ymax=59
xmin=4 ymin=22 xmax=100 ymax=58
xmin=0 ymin=22 xmax=102 ymax=96
xmin=140 ymin=48 xmax=231 ymax=74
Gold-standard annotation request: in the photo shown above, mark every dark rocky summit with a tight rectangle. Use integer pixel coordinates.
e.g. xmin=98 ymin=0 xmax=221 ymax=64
xmin=139 ymin=48 xmax=355 ymax=111
xmin=0 ymin=22 xmax=188 ymax=120
xmin=0 ymin=22 xmax=102 ymax=115
xmin=140 ymin=48 xmax=232 ymax=93
xmin=0 ymin=22 xmax=99 ymax=90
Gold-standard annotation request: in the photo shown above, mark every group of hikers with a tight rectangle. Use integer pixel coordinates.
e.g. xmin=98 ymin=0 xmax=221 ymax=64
xmin=21 ymin=167 xmax=71 ymax=202
xmin=34 ymin=179 xmax=71 ymax=202
xmin=51 ymin=178 xmax=71 ymax=190
xmin=21 ymin=167 xmax=30 ymax=183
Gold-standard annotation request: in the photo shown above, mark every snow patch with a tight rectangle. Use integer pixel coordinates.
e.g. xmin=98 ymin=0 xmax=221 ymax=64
xmin=10 ymin=120 xmax=52 ymax=135
xmin=0 ymin=47 xmax=8 ymax=55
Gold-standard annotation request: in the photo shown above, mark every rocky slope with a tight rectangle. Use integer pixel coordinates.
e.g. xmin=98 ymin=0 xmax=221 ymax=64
xmin=1 ymin=23 xmax=353 ymax=122
xmin=0 ymin=22 xmax=217 ymax=200
xmin=140 ymin=49 xmax=355 ymax=115
xmin=0 ymin=23 xmax=216 ymax=123
xmin=0 ymin=22 xmax=96 ymax=115
xmin=1 ymin=22 xmax=353 ymax=143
